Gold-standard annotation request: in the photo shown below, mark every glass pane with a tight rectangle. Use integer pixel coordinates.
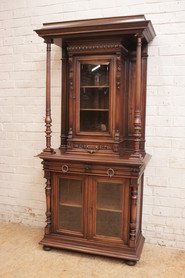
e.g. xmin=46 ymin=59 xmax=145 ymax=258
xmin=80 ymin=111 xmax=108 ymax=132
xmin=96 ymin=210 xmax=122 ymax=238
xmin=59 ymin=206 xmax=82 ymax=232
xmin=60 ymin=178 xmax=82 ymax=205
xmin=97 ymin=182 xmax=122 ymax=210
xmin=81 ymin=64 xmax=109 ymax=87
xmin=80 ymin=63 xmax=109 ymax=132
xmin=96 ymin=182 xmax=123 ymax=238
xmin=80 ymin=88 xmax=109 ymax=109
xmin=59 ymin=178 xmax=82 ymax=232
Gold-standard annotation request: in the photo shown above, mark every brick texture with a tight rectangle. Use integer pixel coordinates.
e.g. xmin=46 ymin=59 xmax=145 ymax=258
xmin=0 ymin=0 xmax=185 ymax=249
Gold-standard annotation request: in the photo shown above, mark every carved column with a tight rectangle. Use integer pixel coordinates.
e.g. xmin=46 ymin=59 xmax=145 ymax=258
xmin=43 ymin=38 xmax=54 ymax=153
xmin=44 ymin=170 xmax=52 ymax=235
xmin=67 ymin=54 xmax=74 ymax=149
xmin=133 ymin=35 xmax=142 ymax=158
xmin=60 ymin=46 xmax=68 ymax=148
xmin=129 ymin=179 xmax=138 ymax=248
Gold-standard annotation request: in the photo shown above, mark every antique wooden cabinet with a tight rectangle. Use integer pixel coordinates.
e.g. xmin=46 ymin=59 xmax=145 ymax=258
xmin=35 ymin=15 xmax=155 ymax=265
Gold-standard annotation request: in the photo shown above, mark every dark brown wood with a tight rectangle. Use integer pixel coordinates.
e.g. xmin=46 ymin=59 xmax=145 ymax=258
xmin=43 ymin=39 xmax=54 ymax=153
xmin=60 ymin=46 xmax=68 ymax=148
xmin=129 ymin=178 xmax=138 ymax=248
xmin=35 ymin=15 xmax=155 ymax=265
xmin=132 ymin=35 xmax=142 ymax=158
xmin=35 ymin=15 xmax=156 ymax=43
xmin=125 ymin=260 xmax=137 ymax=266
xmin=44 ymin=170 xmax=52 ymax=235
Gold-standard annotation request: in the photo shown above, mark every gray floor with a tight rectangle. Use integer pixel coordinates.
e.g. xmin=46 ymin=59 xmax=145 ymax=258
xmin=0 ymin=221 xmax=185 ymax=278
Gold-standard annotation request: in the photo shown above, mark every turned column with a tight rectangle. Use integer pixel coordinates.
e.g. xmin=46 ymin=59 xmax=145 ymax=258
xmin=43 ymin=38 xmax=54 ymax=153
xmin=129 ymin=179 xmax=138 ymax=248
xmin=133 ymin=34 xmax=142 ymax=158
xmin=44 ymin=170 xmax=52 ymax=235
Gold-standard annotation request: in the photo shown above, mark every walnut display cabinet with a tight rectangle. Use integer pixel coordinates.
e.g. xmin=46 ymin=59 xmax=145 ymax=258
xmin=35 ymin=15 xmax=156 ymax=265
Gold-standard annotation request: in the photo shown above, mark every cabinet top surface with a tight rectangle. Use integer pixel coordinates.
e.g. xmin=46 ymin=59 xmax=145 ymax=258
xmin=38 ymin=149 xmax=151 ymax=168
xmin=35 ymin=15 xmax=156 ymax=43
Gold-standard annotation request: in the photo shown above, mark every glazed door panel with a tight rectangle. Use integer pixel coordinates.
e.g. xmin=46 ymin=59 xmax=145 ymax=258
xmin=53 ymin=174 xmax=87 ymax=237
xmin=92 ymin=177 xmax=130 ymax=243
xmin=52 ymin=174 xmax=129 ymax=244
xmin=75 ymin=55 xmax=116 ymax=138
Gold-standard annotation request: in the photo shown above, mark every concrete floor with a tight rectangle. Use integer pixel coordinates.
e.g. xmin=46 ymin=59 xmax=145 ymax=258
xmin=0 ymin=222 xmax=185 ymax=278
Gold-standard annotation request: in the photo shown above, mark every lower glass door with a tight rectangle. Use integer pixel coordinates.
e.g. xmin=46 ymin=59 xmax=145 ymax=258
xmin=59 ymin=177 xmax=83 ymax=233
xmin=95 ymin=180 xmax=123 ymax=239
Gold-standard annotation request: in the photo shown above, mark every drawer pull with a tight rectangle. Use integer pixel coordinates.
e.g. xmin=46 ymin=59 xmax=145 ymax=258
xmin=62 ymin=165 xmax=69 ymax=173
xmin=107 ymin=168 xmax=114 ymax=178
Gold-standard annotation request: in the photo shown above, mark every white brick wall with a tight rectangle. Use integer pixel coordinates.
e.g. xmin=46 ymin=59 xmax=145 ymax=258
xmin=0 ymin=0 xmax=185 ymax=249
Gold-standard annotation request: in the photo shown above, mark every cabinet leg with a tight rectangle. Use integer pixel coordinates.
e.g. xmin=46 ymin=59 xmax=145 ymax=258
xmin=125 ymin=260 xmax=137 ymax=266
xmin=43 ymin=246 xmax=52 ymax=251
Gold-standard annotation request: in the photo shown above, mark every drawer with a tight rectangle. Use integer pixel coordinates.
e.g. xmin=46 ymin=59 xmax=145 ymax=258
xmin=47 ymin=161 xmax=134 ymax=178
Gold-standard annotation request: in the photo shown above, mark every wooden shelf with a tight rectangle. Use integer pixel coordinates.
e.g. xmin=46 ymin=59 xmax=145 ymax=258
xmin=80 ymin=108 xmax=109 ymax=111
xmin=80 ymin=85 xmax=109 ymax=88
xmin=60 ymin=202 xmax=82 ymax=208
xmin=97 ymin=207 xmax=122 ymax=213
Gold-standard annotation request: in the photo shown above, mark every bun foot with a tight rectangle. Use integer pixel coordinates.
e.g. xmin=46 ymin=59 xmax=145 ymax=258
xmin=43 ymin=246 xmax=52 ymax=251
xmin=125 ymin=260 xmax=137 ymax=266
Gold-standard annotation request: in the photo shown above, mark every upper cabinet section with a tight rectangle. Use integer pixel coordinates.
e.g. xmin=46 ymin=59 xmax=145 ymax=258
xmin=35 ymin=15 xmax=156 ymax=43
xmin=35 ymin=15 xmax=155 ymax=158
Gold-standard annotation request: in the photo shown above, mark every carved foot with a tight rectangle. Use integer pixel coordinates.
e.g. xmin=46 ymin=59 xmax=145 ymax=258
xmin=43 ymin=246 xmax=52 ymax=251
xmin=125 ymin=260 xmax=137 ymax=266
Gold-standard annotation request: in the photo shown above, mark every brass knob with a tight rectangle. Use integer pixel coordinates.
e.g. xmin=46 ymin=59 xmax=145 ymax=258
xmin=107 ymin=168 xmax=114 ymax=178
xmin=62 ymin=165 xmax=69 ymax=173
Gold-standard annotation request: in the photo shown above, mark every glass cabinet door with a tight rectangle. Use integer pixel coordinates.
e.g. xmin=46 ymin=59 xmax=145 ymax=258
xmin=95 ymin=180 xmax=124 ymax=239
xmin=79 ymin=62 xmax=110 ymax=133
xmin=59 ymin=177 xmax=83 ymax=234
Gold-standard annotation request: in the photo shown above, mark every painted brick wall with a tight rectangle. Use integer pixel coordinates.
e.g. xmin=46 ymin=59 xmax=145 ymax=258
xmin=0 ymin=0 xmax=185 ymax=249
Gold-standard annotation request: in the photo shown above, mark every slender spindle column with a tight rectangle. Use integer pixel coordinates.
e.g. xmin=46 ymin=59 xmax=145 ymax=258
xmin=133 ymin=34 xmax=142 ymax=158
xmin=43 ymin=38 xmax=54 ymax=153
xmin=129 ymin=179 xmax=138 ymax=248
xmin=44 ymin=170 xmax=52 ymax=235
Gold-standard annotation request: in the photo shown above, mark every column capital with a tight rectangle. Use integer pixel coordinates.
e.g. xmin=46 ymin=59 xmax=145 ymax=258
xmin=135 ymin=32 xmax=143 ymax=39
xmin=44 ymin=38 xmax=54 ymax=44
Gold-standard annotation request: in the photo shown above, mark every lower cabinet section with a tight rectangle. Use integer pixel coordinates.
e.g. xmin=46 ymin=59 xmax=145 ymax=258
xmin=41 ymin=170 xmax=145 ymax=264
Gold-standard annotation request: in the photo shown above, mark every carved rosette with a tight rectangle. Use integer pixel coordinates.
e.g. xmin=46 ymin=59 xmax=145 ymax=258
xmin=129 ymin=179 xmax=138 ymax=247
xmin=44 ymin=171 xmax=52 ymax=235
xmin=113 ymin=129 xmax=120 ymax=152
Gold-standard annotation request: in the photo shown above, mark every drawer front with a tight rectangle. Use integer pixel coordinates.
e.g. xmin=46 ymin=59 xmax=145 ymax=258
xmin=46 ymin=161 xmax=135 ymax=178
